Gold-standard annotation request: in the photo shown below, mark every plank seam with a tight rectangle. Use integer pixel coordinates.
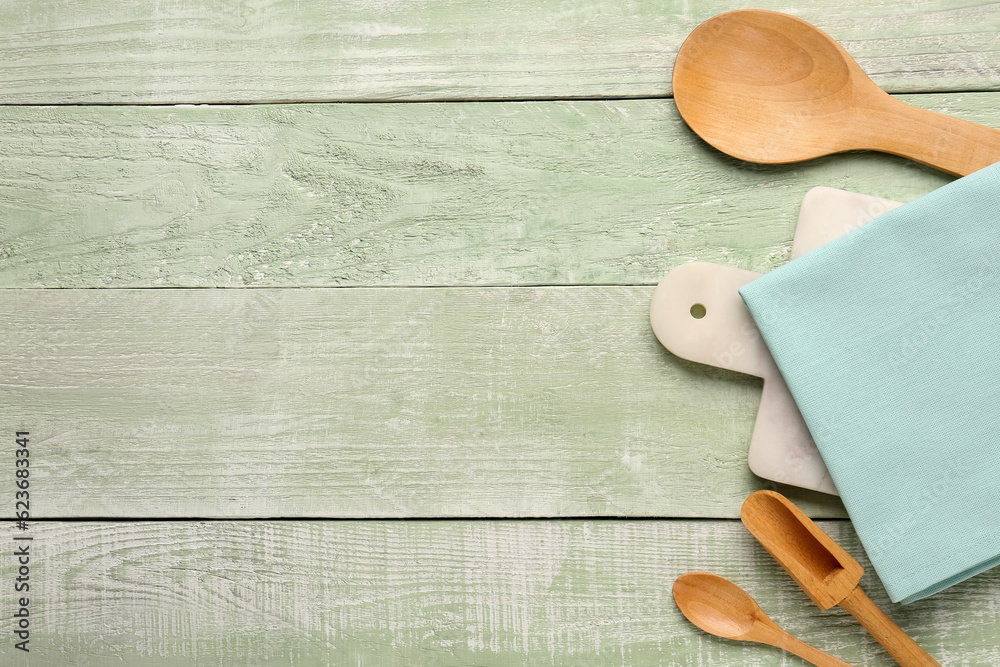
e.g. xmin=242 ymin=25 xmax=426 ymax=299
xmin=21 ymin=516 xmax=851 ymax=523
xmin=0 ymin=88 xmax=995 ymax=108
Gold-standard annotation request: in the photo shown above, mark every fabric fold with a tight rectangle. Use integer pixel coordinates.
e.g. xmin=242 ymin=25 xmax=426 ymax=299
xmin=739 ymin=162 xmax=1000 ymax=604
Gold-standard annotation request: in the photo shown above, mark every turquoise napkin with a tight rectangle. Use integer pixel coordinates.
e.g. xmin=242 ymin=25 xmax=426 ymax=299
xmin=739 ymin=163 xmax=1000 ymax=604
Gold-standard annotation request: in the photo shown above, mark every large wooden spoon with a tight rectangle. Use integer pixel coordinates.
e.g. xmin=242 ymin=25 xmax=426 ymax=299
xmin=741 ymin=491 xmax=940 ymax=666
xmin=673 ymin=572 xmax=852 ymax=666
xmin=672 ymin=10 xmax=1000 ymax=176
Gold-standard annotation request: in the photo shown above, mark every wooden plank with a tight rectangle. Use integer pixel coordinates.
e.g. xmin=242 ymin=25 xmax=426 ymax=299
xmin=0 ymin=519 xmax=992 ymax=665
xmin=0 ymin=286 xmax=844 ymax=520
xmin=0 ymin=94 xmax=986 ymax=289
xmin=0 ymin=1 xmax=997 ymax=104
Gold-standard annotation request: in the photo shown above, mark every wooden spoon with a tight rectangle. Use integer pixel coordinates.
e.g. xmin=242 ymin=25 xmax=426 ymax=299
xmin=672 ymin=9 xmax=1000 ymax=176
xmin=741 ymin=491 xmax=940 ymax=666
xmin=673 ymin=572 xmax=852 ymax=666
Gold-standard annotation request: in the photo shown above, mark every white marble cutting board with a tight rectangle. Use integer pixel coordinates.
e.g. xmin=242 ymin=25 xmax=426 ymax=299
xmin=650 ymin=187 xmax=903 ymax=495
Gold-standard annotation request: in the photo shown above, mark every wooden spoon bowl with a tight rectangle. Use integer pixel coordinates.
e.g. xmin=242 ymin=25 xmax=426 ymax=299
xmin=672 ymin=10 xmax=1000 ymax=176
xmin=673 ymin=572 xmax=761 ymax=639
xmin=673 ymin=572 xmax=852 ymax=666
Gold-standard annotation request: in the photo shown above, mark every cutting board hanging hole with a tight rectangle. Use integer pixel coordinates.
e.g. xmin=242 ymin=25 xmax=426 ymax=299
xmin=650 ymin=187 xmax=905 ymax=495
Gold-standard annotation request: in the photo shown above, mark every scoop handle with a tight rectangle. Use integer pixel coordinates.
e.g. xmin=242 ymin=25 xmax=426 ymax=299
xmin=863 ymin=97 xmax=1000 ymax=177
xmin=838 ymin=586 xmax=940 ymax=666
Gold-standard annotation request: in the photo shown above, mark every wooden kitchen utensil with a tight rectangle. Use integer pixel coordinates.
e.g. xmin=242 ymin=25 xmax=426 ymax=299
xmin=741 ymin=491 xmax=940 ymax=666
xmin=673 ymin=572 xmax=852 ymax=666
xmin=672 ymin=9 xmax=1000 ymax=176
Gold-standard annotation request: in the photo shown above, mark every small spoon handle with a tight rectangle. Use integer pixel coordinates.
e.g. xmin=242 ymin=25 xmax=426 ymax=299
xmin=768 ymin=630 xmax=853 ymax=667
xmin=863 ymin=97 xmax=1000 ymax=177
xmin=838 ymin=586 xmax=940 ymax=666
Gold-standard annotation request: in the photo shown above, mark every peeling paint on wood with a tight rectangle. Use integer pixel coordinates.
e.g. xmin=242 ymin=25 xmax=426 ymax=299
xmin=0 ymin=286 xmax=844 ymax=519
xmin=2 ymin=1 xmax=994 ymax=662
xmin=3 ymin=95 xmax=991 ymax=288
xmin=0 ymin=520 xmax=992 ymax=666
xmin=0 ymin=0 xmax=996 ymax=103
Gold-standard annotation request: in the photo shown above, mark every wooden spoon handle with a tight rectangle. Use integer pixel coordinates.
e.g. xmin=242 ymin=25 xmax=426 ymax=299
xmin=838 ymin=586 xmax=940 ymax=666
xmin=862 ymin=97 xmax=1000 ymax=177
xmin=769 ymin=631 xmax=854 ymax=667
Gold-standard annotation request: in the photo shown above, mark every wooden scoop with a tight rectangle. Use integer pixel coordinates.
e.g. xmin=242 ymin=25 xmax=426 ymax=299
xmin=741 ymin=491 xmax=940 ymax=666
xmin=672 ymin=9 xmax=1000 ymax=176
xmin=673 ymin=572 xmax=852 ymax=666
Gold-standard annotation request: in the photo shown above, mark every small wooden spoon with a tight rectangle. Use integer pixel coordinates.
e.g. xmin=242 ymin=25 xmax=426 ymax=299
xmin=672 ymin=10 xmax=1000 ymax=176
xmin=741 ymin=491 xmax=940 ymax=666
xmin=673 ymin=572 xmax=852 ymax=666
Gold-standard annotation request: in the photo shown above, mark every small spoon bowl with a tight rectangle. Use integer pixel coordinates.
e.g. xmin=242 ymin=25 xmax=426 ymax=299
xmin=673 ymin=572 xmax=851 ymax=666
xmin=673 ymin=572 xmax=759 ymax=639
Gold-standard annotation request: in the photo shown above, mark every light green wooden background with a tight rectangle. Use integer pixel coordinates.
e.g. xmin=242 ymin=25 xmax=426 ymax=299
xmin=1 ymin=1 xmax=998 ymax=664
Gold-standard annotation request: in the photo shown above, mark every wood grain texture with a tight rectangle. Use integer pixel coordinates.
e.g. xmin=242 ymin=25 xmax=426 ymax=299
xmin=2 ymin=94 xmax=990 ymax=288
xmin=2 ymin=1 xmax=994 ymax=663
xmin=0 ymin=519 xmax=990 ymax=666
xmin=0 ymin=1 xmax=998 ymax=104
xmin=0 ymin=286 xmax=844 ymax=520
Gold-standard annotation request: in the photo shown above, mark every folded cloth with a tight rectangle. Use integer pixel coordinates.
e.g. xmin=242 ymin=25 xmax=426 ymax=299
xmin=739 ymin=162 xmax=1000 ymax=604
